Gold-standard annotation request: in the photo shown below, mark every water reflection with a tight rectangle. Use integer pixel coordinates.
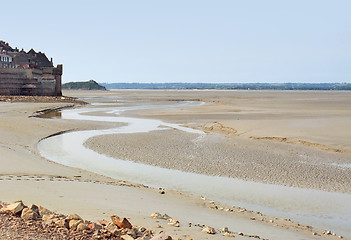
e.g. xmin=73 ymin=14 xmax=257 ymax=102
xmin=38 ymin=111 xmax=62 ymax=119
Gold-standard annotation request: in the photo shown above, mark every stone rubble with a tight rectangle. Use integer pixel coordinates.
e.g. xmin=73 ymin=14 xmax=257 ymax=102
xmin=0 ymin=200 xmax=173 ymax=240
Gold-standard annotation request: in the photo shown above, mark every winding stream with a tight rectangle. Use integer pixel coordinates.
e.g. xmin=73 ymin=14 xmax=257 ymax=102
xmin=37 ymin=99 xmax=351 ymax=237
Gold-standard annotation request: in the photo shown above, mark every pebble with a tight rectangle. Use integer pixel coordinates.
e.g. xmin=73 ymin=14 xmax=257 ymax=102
xmin=168 ymin=218 xmax=180 ymax=227
xmin=223 ymin=232 xmax=235 ymax=237
xmin=220 ymin=227 xmax=229 ymax=233
xmin=202 ymin=226 xmax=216 ymax=234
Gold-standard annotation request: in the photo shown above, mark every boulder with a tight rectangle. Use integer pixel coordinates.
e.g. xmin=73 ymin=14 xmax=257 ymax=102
xmin=21 ymin=208 xmax=39 ymax=220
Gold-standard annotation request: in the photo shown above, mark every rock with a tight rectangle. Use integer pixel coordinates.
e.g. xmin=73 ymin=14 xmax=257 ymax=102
xmin=150 ymin=212 xmax=163 ymax=219
xmin=138 ymin=226 xmax=147 ymax=233
xmin=29 ymin=204 xmax=39 ymax=214
xmin=150 ymin=212 xmax=171 ymax=220
xmin=39 ymin=206 xmax=52 ymax=216
xmin=77 ymin=223 xmax=89 ymax=231
xmin=238 ymin=232 xmax=244 ymax=236
xmin=111 ymin=215 xmax=133 ymax=229
xmin=250 ymin=217 xmax=256 ymax=220
xmin=139 ymin=236 xmax=151 ymax=240
xmin=96 ymin=219 xmax=110 ymax=226
xmin=42 ymin=214 xmax=55 ymax=221
xmin=220 ymin=227 xmax=229 ymax=233
xmin=57 ymin=219 xmax=70 ymax=229
xmin=106 ymin=222 xmax=120 ymax=235
xmin=67 ymin=213 xmax=82 ymax=220
xmin=1 ymin=201 xmax=24 ymax=215
xmin=168 ymin=218 xmax=180 ymax=227
xmin=150 ymin=232 xmax=172 ymax=240
xmin=202 ymin=226 xmax=216 ymax=234
xmin=21 ymin=208 xmax=39 ymax=220
xmin=223 ymin=232 xmax=235 ymax=237
xmin=121 ymin=235 xmax=135 ymax=240
xmin=88 ymin=222 xmax=103 ymax=231
xmin=69 ymin=219 xmax=83 ymax=230
xmin=312 ymin=232 xmax=317 ymax=235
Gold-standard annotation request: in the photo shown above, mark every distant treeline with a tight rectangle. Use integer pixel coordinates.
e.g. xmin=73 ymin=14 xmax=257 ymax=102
xmin=101 ymin=82 xmax=351 ymax=90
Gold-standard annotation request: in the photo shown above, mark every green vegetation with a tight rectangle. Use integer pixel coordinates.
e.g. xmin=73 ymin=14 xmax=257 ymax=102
xmin=62 ymin=80 xmax=106 ymax=90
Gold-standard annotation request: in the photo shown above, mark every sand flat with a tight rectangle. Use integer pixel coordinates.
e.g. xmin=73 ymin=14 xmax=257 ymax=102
xmin=1 ymin=90 xmax=351 ymax=239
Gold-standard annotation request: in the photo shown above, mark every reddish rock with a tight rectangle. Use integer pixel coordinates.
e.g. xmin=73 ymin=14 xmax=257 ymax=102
xmin=111 ymin=215 xmax=133 ymax=229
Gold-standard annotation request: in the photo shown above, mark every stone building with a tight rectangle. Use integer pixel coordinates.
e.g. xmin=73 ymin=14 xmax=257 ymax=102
xmin=0 ymin=41 xmax=62 ymax=96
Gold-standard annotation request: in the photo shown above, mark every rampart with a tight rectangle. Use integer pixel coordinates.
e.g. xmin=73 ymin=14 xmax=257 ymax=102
xmin=0 ymin=66 xmax=62 ymax=96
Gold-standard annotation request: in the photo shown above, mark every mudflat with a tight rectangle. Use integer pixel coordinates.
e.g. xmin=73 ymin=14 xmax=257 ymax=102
xmin=1 ymin=90 xmax=350 ymax=240
xmin=84 ymin=90 xmax=351 ymax=193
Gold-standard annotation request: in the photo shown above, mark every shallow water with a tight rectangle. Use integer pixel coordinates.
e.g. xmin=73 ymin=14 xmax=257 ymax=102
xmin=37 ymin=100 xmax=351 ymax=238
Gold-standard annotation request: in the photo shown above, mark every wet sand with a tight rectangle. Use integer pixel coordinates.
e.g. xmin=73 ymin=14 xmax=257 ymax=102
xmin=85 ymin=128 xmax=351 ymax=193
xmin=84 ymin=90 xmax=351 ymax=193
xmin=1 ymin=90 xmax=351 ymax=240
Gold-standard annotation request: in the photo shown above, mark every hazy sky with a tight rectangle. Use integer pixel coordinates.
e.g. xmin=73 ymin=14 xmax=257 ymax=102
xmin=2 ymin=1 xmax=350 ymax=83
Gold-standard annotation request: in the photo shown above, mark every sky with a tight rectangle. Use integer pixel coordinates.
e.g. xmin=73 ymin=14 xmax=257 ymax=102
xmin=2 ymin=0 xmax=351 ymax=83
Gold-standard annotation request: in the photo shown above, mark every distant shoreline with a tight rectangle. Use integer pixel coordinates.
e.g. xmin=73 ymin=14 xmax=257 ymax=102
xmin=100 ymin=82 xmax=351 ymax=90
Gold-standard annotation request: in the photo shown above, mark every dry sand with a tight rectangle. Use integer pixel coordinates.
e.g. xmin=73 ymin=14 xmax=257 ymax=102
xmin=1 ymin=90 xmax=350 ymax=240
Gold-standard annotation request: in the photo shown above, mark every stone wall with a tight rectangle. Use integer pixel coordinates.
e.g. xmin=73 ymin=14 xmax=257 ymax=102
xmin=0 ymin=67 xmax=62 ymax=96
